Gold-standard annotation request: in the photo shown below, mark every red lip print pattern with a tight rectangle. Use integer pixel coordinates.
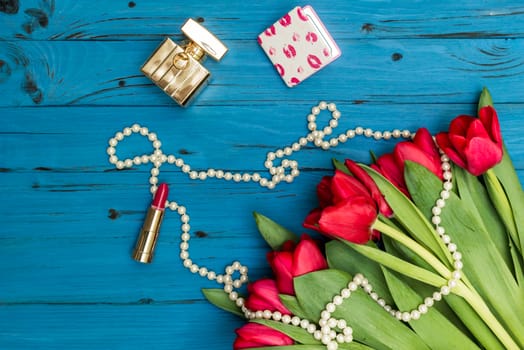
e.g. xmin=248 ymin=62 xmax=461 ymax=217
xmin=297 ymin=7 xmax=309 ymax=21
xmin=283 ymin=44 xmax=297 ymax=58
xmin=279 ymin=13 xmax=292 ymax=27
xmin=257 ymin=5 xmax=341 ymax=87
xmin=275 ymin=64 xmax=285 ymax=76
xmin=305 ymin=32 xmax=318 ymax=43
xmin=307 ymin=54 xmax=322 ymax=69
xmin=289 ymin=77 xmax=300 ymax=85
xmin=264 ymin=25 xmax=276 ymax=36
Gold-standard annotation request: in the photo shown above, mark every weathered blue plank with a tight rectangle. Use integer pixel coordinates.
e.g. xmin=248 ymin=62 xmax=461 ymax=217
xmin=1 ymin=0 xmax=524 ymax=41
xmin=0 ymin=303 xmax=242 ymax=349
xmin=1 ymin=1 xmax=524 ymax=349
xmin=2 ymin=39 xmax=524 ymax=106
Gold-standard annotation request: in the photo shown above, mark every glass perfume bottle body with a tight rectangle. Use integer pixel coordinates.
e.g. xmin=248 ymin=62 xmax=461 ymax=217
xmin=141 ymin=38 xmax=210 ymax=107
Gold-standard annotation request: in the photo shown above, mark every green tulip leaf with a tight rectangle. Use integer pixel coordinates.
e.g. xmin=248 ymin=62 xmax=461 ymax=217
xmin=201 ymin=288 xmax=243 ymax=317
xmin=404 ymin=161 xmax=524 ymax=347
xmin=491 ymin=145 xmax=524 ymax=256
xmin=382 ymin=268 xmax=481 ymax=350
xmin=326 ymin=240 xmax=394 ymax=306
xmin=280 ymin=294 xmax=307 ymax=318
xmin=253 ymin=212 xmax=298 ymax=250
xmin=244 ymin=344 xmax=375 ymax=350
xmin=361 ymin=165 xmax=451 ymax=264
xmin=453 ymin=165 xmax=512 ymax=269
xmin=478 ymin=87 xmax=494 ymax=111
xmin=333 ymin=158 xmax=350 ymax=174
xmin=294 ymin=270 xmax=431 ymax=350
xmin=381 ymin=236 xmax=470 ymax=334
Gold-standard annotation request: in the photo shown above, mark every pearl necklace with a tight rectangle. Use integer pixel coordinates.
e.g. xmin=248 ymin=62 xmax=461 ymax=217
xmin=107 ymin=102 xmax=463 ymax=350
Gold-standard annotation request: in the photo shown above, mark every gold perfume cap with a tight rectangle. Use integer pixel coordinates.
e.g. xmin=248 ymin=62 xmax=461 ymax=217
xmin=181 ymin=18 xmax=228 ymax=61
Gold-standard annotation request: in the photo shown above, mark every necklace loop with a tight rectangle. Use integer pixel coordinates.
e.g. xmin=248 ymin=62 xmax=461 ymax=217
xmin=107 ymin=102 xmax=462 ymax=350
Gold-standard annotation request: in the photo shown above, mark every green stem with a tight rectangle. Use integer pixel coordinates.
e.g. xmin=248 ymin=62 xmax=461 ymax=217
xmin=374 ymin=220 xmax=452 ymax=279
xmin=456 ymin=284 xmax=520 ymax=350
xmin=375 ymin=218 xmax=520 ymax=349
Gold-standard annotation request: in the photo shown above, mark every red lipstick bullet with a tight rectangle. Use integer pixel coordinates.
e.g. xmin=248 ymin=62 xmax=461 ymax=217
xmin=132 ymin=183 xmax=169 ymax=263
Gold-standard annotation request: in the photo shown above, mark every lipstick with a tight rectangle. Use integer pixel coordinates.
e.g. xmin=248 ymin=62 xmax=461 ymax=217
xmin=132 ymin=183 xmax=169 ymax=263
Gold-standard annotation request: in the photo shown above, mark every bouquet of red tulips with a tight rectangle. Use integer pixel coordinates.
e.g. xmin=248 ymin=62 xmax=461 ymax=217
xmin=204 ymin=89 xmax=524 ymax=350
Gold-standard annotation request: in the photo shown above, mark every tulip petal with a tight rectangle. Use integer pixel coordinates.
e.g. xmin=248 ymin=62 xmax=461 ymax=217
xmin=246 ymin=279 xmax=291 ymax=314
xmin=479 ymin=106 xmax=502 ymax=144
xmin=345 ymin=159 xmax=393 ymax=217
xmin=413 ymin=128 xmax=439 ymax=158
xmin=303 ymin=208 xmax=322 ymax=231
xmin=234 ymin=323 xmax=294 ymax=349
xmin=292 ymin=237 xmax=328 ymax=277
xmin=318 ymin=196 xmax=377 ymax=244
xmin=449 ymin=115 xmax=474 ymax=135
xmin=373 ymin=153 xmax=407 ymax=193
xmin=395 ymin=142 xmax=442 ymax=180
xmin=331 ymin=170 xmax=369 ymax=203
xmin=466 ymin=119 xmax=491 ymax=141
xmin=464 ymin=137 xmax=503 ymax=176
xmin=317 ymin=176 xmax=333 ymax=208
xmin=436 ymin=132 xmax=467 ymax=168
xmin=268 ymin=252 xmax=295 ymax=295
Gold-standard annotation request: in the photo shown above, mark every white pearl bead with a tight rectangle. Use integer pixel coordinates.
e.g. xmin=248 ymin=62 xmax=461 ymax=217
xmin=319 ymin=101 xmax=327 ymax=109
xmin=300 ymin=319 xmax=309 ymax=329
xmin=306 ymin=323 xmax=317 ymax=334
xmin=291 ymin=316 xmax=301 ymax=326
xmin=272 ymin=311 xmax=282 ymax=321
xmin=327 ymin=103 xmax=336 ymax=111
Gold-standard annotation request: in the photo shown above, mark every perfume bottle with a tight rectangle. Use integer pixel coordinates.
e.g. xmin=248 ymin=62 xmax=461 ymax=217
xmin=141 ymin=19 xmax=228 ymax=107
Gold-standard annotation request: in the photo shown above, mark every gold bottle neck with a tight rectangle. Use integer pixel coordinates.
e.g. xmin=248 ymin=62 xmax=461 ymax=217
xmin=184 ymin=41 xmax=206 ymax=62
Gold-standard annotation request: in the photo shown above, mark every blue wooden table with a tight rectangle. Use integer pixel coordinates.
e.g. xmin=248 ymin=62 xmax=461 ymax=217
xmin=1 ymin=1 xmax=523 ymax=349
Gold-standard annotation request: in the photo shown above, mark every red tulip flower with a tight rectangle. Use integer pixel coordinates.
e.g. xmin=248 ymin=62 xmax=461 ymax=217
xmin=372 ymin=128 xmax=442 ymax=195
xmin=435 ymin=106 xmax=503 ymax=176
xmin=233 ymin=323 xmax=294 ymax=349
xmin=267 ymin=234 xmax=328 ymax=295
xmin=304 ymin=159 xmax=392 ymax=244
xmin=244 ymin=279 xmax=291 ymax=315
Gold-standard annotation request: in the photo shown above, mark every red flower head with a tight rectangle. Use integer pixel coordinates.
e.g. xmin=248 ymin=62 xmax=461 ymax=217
xmin=267 ymin=234 xmax=328 ymax=295
xmin=304 ymin=160 xmax=392 ymax=244
xmin=436 ymin=106 xmax=503 ymax=176
xmin=233 ymin=323 xmax=294 ymax=349
xmin=244 ymin=279 xmax=291 ymax=315
xmin=372 ymin=128 xmax=442 ymax=195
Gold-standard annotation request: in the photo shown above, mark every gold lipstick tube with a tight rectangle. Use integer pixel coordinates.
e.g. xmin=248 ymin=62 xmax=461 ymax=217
xmin=132 ymin=207 xmax=165 ymax=263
